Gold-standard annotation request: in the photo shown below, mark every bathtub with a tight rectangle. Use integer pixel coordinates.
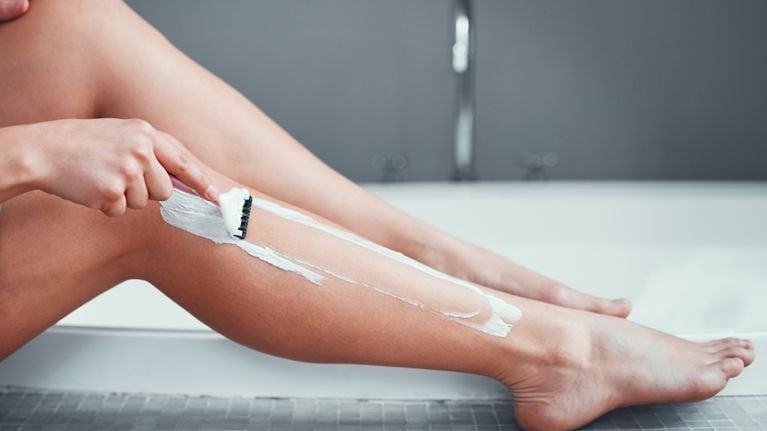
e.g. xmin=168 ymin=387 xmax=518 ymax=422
xmin=1 ymin=181 xmax=765 ymax=398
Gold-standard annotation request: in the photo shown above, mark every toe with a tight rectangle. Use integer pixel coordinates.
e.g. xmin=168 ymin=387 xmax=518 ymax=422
xmin=543 ymin=282 xmax=632 ymax=318
xmin=592 ymin=297 xmax=632 ymax=318
xmin=718 ymin=357 xmax=745 ymax=379
xmin=563 ymin=288 xmax=632 ymax=318
xmin=604 ymin=298 xmax=632 ymax=318
xmin=717 ymin=345 xmax=755 ymax=367
xmin=705 ymin=337 xmax=742 ymax=352
xmin=706 ymin=338 xmax=754 ymax=355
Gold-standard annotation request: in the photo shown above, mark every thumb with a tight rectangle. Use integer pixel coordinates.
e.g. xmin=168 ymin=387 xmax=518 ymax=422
xmin=170 ymin=175 xmax=195 ymax=194
xmin=0 ymin=0 xmax=29 ymax=22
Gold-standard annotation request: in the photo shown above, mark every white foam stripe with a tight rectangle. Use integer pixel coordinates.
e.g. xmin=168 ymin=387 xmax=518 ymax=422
xmin=160 ymin=190 xmax=324 ymax=285
xmin=250 ymin=194 xmax=522 ymax=335
xmin=160 ymin=189 xmax=522 ymax=338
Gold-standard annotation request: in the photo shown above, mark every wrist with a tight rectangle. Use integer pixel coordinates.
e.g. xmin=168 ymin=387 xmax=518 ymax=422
xmin=0 ymin=124 xmax=49 ymax=200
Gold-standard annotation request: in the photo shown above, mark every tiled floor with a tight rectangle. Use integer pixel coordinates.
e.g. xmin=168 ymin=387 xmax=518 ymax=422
xmin=1 ymin=387 xmax=765 ymax=430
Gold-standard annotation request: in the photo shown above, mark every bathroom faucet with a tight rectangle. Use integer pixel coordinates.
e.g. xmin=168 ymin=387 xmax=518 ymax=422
xmin=453 ymin=0 xmax=476 ymax=181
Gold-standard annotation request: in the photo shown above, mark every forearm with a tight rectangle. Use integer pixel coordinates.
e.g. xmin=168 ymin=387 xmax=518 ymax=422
xmin=0 ymin=125 xmax=41 ymax=203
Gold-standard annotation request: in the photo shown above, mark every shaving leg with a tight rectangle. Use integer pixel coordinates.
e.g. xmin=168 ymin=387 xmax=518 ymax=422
xmin=161 ymin=188 xmax=521 ymax=337
xmin=0 ymin=0 xmax=629 ymax=317
xmin=0 ymin=166 xmax=754 ymax=431
xmin=147 ymin=174 xmax=752 ymax=431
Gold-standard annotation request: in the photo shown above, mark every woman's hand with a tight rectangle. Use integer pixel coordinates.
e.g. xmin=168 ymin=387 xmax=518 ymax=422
xmin=23 ymin=118 xmax=219 ymax=216
xmin=0 ymin=0 xmax=28 ymax=22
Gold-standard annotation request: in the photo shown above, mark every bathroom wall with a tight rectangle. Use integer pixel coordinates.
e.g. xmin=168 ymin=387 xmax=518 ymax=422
xmin=127 ymin=0 xmax=767 ymax=181
xmin=474 ymin=0 xmax=767 ymax=180
xmin=126 ymin=0 xmax=458 ymax=182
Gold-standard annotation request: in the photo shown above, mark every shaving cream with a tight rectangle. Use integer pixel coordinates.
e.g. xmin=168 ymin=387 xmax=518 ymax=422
xmin=160 ymin=189 xmax=324 ymax=284
xmin=159 ymin=188 xmax=522 ymax=337
xmin=249 ymin=194 xmax=522 ymax=331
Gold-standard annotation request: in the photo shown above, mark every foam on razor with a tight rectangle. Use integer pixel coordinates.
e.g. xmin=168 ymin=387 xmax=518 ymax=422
xmin=219 ymin=187 xmax=251 ymax=238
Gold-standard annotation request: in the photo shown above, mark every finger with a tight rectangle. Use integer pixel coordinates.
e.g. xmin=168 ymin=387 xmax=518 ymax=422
xmin=102 ymin=195 xmax=127 ymax=217
xmin=161 ymin=131 xmax=220 ymax=202
xmin=125 ymin=175 xmax=149 ymax=210
xmin=144 ymin=157 xmax=173 ymax=201
xmin=153 ymin=131 xmax=219 ymax=202
xmin=0 ymin=0 xmax=29 ymax=22
xmin=170 ymin=175 xmax=194 ymax=194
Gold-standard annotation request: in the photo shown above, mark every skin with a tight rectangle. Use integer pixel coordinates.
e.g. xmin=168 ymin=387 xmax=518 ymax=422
xmin=0 ymin=0 xmax=631 ymax=317
xmin=0 ymin=0 xmax=27 ymax=22
xmin=0 ymin=157 xmax=754 ymax=431
xmin=0 ymin=119 xmax=219 ymax=214
xmin=85 ymin=0 xmax=631 ymax=317
xmin=0 ymin=1 xmax=755 ymax=430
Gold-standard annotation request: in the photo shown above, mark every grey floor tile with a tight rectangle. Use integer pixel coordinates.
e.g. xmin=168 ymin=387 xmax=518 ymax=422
xmin=0 ymin=387 xmax=765 ymax=430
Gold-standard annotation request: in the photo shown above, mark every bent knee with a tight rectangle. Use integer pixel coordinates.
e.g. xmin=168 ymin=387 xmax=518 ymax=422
xmin=0 ymin=0 xmax=132 ymax=125
xmin=0 ymin=191 xmax=161 ymax=281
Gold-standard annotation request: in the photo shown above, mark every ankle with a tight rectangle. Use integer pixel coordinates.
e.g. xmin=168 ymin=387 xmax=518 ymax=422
xmin=494 ymin=306 xmax=595 ymax=383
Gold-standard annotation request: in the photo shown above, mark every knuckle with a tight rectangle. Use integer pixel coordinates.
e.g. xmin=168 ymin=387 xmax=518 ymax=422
xmin=124 ymin=120 xmax=155 ymax=155
xmin=120 ymin=161 xmax=141 ymax=180
xmin=127 ymin=131 xmax=153 ymax=153
xmin=130 ymin=140 xmax=154 ymax=162
xmin=101 ymin=184 xmax=124 ymax=201
xmin=127 ymin=118 xmax=153 ymax=133
xmin=175 ymin=154 xmax=190 ymax=174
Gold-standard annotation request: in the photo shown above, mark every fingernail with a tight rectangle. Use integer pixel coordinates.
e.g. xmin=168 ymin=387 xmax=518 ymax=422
xmin=206 ymin=184 xmax=220 ymax=203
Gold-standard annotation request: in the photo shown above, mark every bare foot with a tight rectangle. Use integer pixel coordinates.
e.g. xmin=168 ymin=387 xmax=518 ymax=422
xmin=419 ymin=235 xmax=632 ymax=318
xmin=500 ymin=309 xmax=755 ymax=431
xmin=470 ymin=254 xmax=633 ymax=318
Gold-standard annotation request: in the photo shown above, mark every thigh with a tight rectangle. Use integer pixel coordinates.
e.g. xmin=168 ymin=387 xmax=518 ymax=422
xmin=0 ymin=192 xmax=151 ymax=359
xmin=0 ymin=0 xmax=100 ymax=126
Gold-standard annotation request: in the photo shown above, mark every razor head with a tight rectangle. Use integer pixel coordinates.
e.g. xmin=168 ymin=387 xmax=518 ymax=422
xmin=233 ymin=196 xmax=253 ymax=240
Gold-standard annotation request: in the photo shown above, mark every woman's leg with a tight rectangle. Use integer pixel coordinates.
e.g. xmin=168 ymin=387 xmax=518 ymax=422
xmin=0 ymin=5 xmax=755 ymax=428
xmin=0 ymin=191 xmax=152 ymax=357
xmin=0 ymin=162 xmax=754 ymax=431
xmin=0 ymin=0 xmax=629 ymax=316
